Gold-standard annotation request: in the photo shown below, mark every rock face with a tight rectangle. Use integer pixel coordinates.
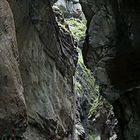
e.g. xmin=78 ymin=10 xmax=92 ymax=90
xmin=54 ymin=0 xmax=83 ymax=18
xmin=88 ymin=97 xmax=118 ymax=140
xmin=0 ymin=0 xmax=27 ymax=137
xmin=80 ymin=0 xmax=140 ymax=139
xmin=0 ymin=0 xmax=77 ymax=139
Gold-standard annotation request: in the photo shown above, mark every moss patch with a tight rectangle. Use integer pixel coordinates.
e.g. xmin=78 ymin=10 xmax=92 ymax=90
xmin=66 ymin=18 xmax=87 ymax=42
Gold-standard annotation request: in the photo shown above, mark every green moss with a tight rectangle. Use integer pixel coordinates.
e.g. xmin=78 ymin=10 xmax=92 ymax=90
xmin=75 ymin=48 xmax=99 ymax=98
xmin=75 ymin=80 xmax=83 ymax=96
xmin=88 ymin=97 xmax=101 ymax=119
xmin=88 ymin=97 xmax=113 ymax=119
xmin=66 ymin=18 xmax=87 ymax=42
xmin=88 ymin=133 xmax=96 ymax=140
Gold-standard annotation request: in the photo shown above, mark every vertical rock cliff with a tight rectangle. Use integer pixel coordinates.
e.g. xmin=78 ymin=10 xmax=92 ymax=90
xmin=0 ymin=0 xmax=77 ymax=139
xmin=80 ymin=0 xmax=140 ymax=139
xmin=1 ymin=0 xmax=140 ymax=139
xmin=0 ymin=0 xmax=27 ymax=137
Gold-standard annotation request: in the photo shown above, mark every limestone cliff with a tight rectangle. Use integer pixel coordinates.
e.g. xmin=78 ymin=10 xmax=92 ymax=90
xmin=80 ymin=0 xmax=140 ymax=139
xmin=0 ymin=0 xmax=77 ymax=139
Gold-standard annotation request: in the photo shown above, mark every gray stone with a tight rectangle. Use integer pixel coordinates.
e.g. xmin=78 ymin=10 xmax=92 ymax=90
xmin=0 ymin=0 xmax=78 ymax=139
xmin=81 ymin=0 xmax=140 ymax=139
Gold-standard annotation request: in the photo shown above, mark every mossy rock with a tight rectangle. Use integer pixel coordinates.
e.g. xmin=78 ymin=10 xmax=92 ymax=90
xmin=66 ymin=18 xmax=87 ymax=42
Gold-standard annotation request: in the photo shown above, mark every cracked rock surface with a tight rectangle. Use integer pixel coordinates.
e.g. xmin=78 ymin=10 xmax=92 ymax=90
xmin=0 ymin=0 xmax=77 ymax=139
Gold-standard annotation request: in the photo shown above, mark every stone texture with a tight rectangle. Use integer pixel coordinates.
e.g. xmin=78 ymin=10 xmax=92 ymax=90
xmin=0 ymin=0 xmax=77 ymax=139
xmin=54 ymin=0 xmax=83 ymax=18
xmin=0 ymin=0 xmax=27 ymax=137
xmin=80 ymin=0 xmax=140 ymax=139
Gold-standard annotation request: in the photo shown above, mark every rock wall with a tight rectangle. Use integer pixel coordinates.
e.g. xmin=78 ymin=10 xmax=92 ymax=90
xmin=54 ymin=0 xmax=83 ymax=18
xmin=0 ymin=0 xmax=77 ymax=139
xmin=80 ymin=0 xmax=140 ymax=139
xmin=0 ymin=0 xmax=27 ymax=137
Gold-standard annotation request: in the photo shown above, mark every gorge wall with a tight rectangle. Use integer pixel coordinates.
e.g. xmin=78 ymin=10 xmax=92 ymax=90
xmin=80 ymin=0 xmax=140 ymax=139
xmin=0 ymin=0 xmax=140 ymax=140
xmin=0 ymin=0 xmax=77 ymax=139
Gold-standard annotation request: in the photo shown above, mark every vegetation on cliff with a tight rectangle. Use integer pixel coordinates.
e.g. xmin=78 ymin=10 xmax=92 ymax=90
xmin=53 ymin=3 xmax=116 ymax=139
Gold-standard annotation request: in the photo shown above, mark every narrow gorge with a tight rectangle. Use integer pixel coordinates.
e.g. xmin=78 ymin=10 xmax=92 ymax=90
xmin=0 ymin=0 xmax=140 ymax=140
